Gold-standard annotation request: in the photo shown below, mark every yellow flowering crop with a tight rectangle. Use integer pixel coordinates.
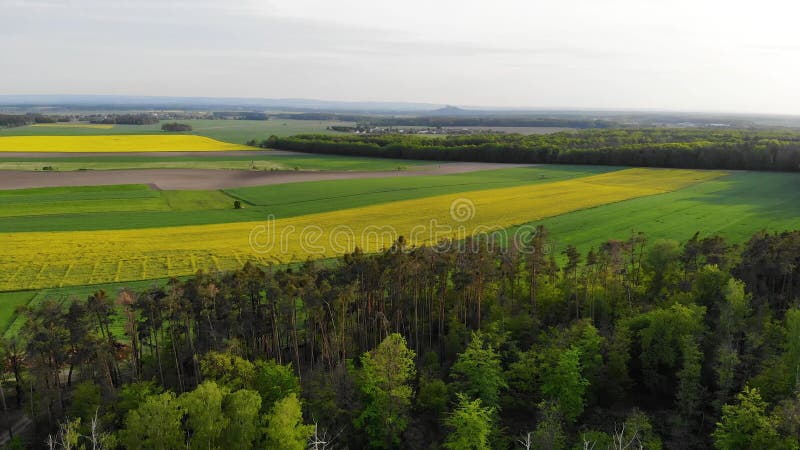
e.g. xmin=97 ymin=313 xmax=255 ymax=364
xmin=0 ymin=135 xmax=252 ymax=152
xmin=0 ymin=168 xmax=725 ymax=290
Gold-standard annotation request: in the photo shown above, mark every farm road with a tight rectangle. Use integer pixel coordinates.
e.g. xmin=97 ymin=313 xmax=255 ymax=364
xmin=0 ymin=162 xmax=533 ymax=190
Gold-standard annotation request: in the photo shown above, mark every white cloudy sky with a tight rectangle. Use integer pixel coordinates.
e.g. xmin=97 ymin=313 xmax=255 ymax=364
xmin=2 ymin=0 xmax=800 ymax=113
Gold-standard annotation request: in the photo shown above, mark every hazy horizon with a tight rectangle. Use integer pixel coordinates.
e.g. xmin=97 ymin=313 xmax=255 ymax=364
xmin=3 ymin=0 xmax=800 ymax=115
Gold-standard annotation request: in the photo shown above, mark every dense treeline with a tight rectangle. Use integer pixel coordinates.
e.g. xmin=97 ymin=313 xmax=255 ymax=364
xmin=4 ymin=228 xmax=800 ymax=448
xmin=160 ymin=122 xmax=193 ymax=132
xmin=0 ymin=114 xmax=33 ymax=128
xmin=0 ymin=114 xmax=70 ymax=128
xmin=261 ymin=129 xmax=800 ymax=171
xmin=91 ymin=114 xmax=159 ymax=125
xmin=212 ymin=112 xmax=269 ymax=120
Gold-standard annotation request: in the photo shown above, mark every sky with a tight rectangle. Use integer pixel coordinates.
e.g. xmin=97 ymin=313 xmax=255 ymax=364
xmin=2 ymin=0 xmax=800 ymax=114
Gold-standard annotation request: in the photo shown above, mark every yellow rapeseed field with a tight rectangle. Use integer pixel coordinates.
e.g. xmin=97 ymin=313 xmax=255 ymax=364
xmin=0 ymin=135 xmax=252 ymax=152
xmin=0 ymin=169 xmax=725 ymax=290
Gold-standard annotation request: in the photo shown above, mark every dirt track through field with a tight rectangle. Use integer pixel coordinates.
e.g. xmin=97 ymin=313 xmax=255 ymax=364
xmin=0 ymin=163 xmax=532 ymax=190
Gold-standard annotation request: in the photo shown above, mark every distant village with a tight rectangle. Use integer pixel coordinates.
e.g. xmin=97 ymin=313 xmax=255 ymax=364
xmin=328 ymin=125 xmax=504 ymax=135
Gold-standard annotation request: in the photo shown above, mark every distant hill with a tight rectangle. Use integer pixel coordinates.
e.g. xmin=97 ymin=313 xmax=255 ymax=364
xmin=425 ymin=105 xmax=476 ymax=116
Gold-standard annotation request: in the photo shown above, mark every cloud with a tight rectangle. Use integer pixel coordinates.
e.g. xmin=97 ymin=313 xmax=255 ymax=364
xmin=2 ymin=0 xmax=800 ymax=114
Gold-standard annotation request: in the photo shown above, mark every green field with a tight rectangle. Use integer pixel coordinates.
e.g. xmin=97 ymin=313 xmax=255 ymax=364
xmin=0 ymin=278 xmax=172 ymax=337
xmin=0 ymin=155 xmax=800 ymax=333
xmin=0 ymin=166 xmax=612 ymax=232
xmin=0 ymin=119 xmax=352 ymax=143
xmin=0 ymin=152 xmax=430 ymax=172
xmin=513 ymin=171 xmax=800 ymax=253
xmin=0 ymin=185 xmax=236 ymax=218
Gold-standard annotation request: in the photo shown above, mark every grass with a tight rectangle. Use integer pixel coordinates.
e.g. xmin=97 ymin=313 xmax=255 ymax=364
xmin=0 ymin=169 xmax=722 ymax=291
xmin=0 ymin=291 xmax=35 ymax=333
xmin=521 ymin=171 xmax=800 ymax=254
xmin=0 ymin=166 xmax=614 ymax=232
xmin=0 ymin=152 xmax=431 ymax=172
xmin=1 ymin=278 xmax=174 ymax=337
xmin=0 ymin=135 xmax=252 ymax=152
xmin=0 ymin=184 xmax=237 ymax=218
xmin=0 ymin=119 xmax=353 ymax=143
xmin=1 ymin=165 xmax=799 ymax=334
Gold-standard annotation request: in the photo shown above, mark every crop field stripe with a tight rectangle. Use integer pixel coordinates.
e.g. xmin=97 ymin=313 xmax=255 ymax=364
xmin=0 ymin=168 xmax=725 ymax=291
xmin=0 ymin=166 xmax=615 ymax=232
xmin=520 ymin=171 xmax=800 ymax=254
xmin=30 ymin=124 xmax=116 ymax=129
xmin=0 ymin=135 xmax=253 ymax=152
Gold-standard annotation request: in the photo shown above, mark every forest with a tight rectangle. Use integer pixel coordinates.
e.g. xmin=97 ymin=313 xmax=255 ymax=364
xmin=90 ymin=115 xmax=160 ymax=125
xmin=4 ymin=227 xmax=800 ymax=449
xmin=160 ymin=123 xmax=193 ymax=132
xmin=262 ymin=129 xmax=800 ymax=171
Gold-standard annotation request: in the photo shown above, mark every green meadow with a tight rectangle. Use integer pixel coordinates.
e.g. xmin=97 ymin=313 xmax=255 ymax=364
xmin=0 ymin=152 xmax=432 ymax=172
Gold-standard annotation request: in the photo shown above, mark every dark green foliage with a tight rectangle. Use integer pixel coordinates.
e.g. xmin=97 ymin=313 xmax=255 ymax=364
xmin=263 ymin=129 xmax=800 ymax=171
xmin=9 ymin=228 xmax=800 ymax=448
xmin=161 ymin=122 xmax=193 ymax=132
xmin=92 ymin=114 xmax=159 ymax=125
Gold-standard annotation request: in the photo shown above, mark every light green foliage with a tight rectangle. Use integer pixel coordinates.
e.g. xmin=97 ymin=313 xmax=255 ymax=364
xmin=570 ymin=320 xmax=604 ymax=395
xmin=221 ymin=389 xmax=262 ymax=450
xmin=112 ymin=382 xmax=161 ymax=426
xmin=574 ymin=410 xmax=661 ymax=450
xmin=625 ymin=303 xmax=705 ymax=393
xmin=443 ymin=394 xmax=494 ymax=450
xmin=540 ymin=346 xmax=589 ymax=422
xmin=621 ymin=410 xmax=663 ymax=450
xmin=179 ymin=381 xmax=229 ymax=450
xmin=355 ymin=333 xmax=416 ymax=449
xmin=713 ymin=386 xmax=794 ymax=450
xmin=49 ymin=417 xmax=82 ymax=450
xmin=450 ymin=332 xmax=507 ymax=409
xmin=200 ymin=351 xmax=256 ymax=390
xmin=720 ymin=278 xmax=750 ymax=332
xmin=263 ymin=393 xmax=314 ymax=450
xmin=692 ymin=265 xmax=731 ymax=308
xmin=120 ymin=392 xmax=185 ymax=450
xmin=253 ymin=360 xmax=301 ymax=413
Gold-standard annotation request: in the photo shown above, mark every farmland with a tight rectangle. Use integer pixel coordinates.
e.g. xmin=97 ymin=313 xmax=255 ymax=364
xmin=0 ymin=168 xmax=724 ymax=291
xmin=0 ymin=152 xmax=431 ymax=172
xmin=2 ymin=126 xmax=800 ymax=450
xmin=0 ymin=135 xmax=252 ymax=152
xmin=0 ymin=121 xmax=799 ymax=336
xmin=0 ymin=118 xmax=353 ymax=143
